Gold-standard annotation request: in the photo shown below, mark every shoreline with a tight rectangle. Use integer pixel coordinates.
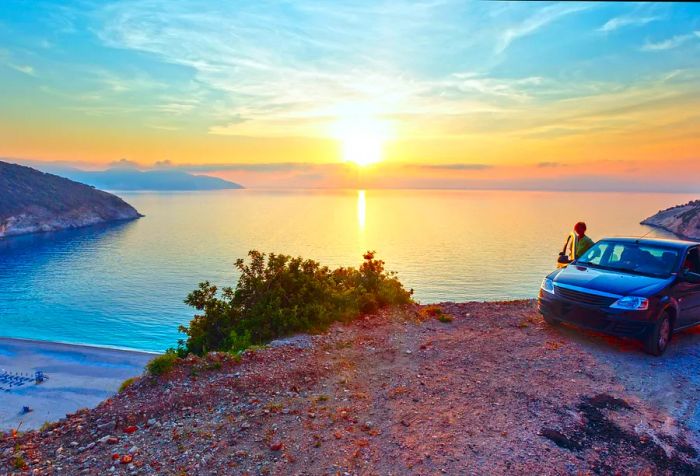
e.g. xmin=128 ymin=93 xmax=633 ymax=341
xmin=0 ymin=336 xmax=161 ymax=356
xmin=0 ymin=337 xmax=153 ymax=431
xmin=638 ymin=221 xmax=697 ymax=242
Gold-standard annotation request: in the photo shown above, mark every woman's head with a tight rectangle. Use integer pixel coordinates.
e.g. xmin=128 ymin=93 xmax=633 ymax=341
xmin=574 ymin=221 xmax=587 ymax=237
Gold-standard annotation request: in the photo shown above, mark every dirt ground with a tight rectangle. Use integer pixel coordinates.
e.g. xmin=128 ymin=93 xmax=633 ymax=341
xmin=3 ymin=300 xmax=700 ymax=475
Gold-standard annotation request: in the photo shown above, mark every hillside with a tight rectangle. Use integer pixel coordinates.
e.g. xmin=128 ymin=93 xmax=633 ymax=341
xmin=3 ymin=301 xmax=699 ymax=474
xmin=0 ymin=161 xmax=141 ymax=238
xmin=642 ymin=200 xmax=700 ymax=240
xmin=59 ymin=167 xmax=243 ymax=191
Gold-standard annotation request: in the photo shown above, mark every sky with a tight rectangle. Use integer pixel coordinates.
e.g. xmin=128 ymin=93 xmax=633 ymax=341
xmin=1 ymin=1 xmax=699 ymax=190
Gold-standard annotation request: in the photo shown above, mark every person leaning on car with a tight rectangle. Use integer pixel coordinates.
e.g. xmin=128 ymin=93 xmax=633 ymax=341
xmin=569 ymin=221 xmax=595 ymax=260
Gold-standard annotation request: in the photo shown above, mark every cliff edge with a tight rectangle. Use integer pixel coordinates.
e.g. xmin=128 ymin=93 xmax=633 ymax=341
xmin=3 ymin=302 xmax=699 ymax=474
xmin=641 ymin=200 xmax=700 ymax=240
xmin=0 ymin=161 xmax=142 ymax=238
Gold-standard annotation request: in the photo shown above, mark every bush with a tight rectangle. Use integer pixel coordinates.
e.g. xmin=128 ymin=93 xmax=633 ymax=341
xmin=118 ymin=377 xmax=138 ymax=392
xmin=146 ymin=350 xmax=179 ymax=376
xmin=179 ymin=250 xmax=413 ymax=355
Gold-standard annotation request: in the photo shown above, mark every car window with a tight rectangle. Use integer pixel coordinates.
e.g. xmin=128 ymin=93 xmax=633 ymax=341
xmin=582 ymin=243 xmax=608 ymax=265
xmin=578 ymin=241 xmax=679 ymax=277
xmin=684 ymin=248 xmax=700 ymax=273
xmin=608 ymin=245 xmax=625 ymax=265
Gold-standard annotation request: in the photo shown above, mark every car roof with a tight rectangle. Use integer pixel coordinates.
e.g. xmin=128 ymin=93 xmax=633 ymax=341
xmin=597 ymin=237 xmax=699 ymax=250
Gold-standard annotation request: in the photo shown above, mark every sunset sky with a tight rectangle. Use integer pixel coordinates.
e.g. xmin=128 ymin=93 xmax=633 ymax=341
xmin=1 ymin=1 xmax=699 ymax=190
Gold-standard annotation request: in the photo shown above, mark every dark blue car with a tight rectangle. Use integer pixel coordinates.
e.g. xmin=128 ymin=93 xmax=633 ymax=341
xmin=538 ymin=238 xmax=700 ymax=355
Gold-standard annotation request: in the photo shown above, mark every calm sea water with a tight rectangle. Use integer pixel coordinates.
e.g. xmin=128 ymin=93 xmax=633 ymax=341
xmin=0 ymin=189 xmax=695 ymax=352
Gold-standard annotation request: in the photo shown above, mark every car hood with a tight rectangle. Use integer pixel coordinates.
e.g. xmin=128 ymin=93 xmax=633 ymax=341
xmin=553 ymin=265 xmax=672 ymax=296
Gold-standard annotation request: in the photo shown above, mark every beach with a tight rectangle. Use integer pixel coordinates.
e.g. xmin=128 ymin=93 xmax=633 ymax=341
xmin=0 ymin=338 xmax=154 ymax=432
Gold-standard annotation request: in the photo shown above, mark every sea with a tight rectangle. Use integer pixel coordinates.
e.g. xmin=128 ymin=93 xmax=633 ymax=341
xmin=0 ymin=189 xmax=695 ymax=352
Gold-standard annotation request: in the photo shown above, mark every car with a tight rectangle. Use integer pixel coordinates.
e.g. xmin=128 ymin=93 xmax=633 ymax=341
xmin=538 ymin=237 xmax=700 ymax=355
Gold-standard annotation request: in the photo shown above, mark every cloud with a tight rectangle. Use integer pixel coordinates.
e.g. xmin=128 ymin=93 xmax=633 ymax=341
xmin=496 ymin=3 xmax=590 ymax=54
xmin=8 ymin=63 xmax=36 ymax=76
xmin=642 ymin=31 xmax=700 ymax=51
xmin=108 ymin=158 xmax=141 ymax=168
xmin=153 ymin=162 xmax=329 ymax=173
xmin=88 ymin=0 xmax=599 ymax=139
xmin=599 ymin=15 xmax=660 ymax=33
xmin=413 ymin=163 xmax=493 ymax=171
xmin=537 ymin=162 xmax=563 ymax=168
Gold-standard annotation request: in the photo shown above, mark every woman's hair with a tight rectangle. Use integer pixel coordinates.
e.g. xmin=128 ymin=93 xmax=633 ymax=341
xmin=574 ymin=221 xmax=587 ymax=236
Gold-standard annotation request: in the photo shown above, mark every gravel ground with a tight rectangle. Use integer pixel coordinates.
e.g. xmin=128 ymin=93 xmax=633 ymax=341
xmin=2 ymin=300 xmax=700 ymax=475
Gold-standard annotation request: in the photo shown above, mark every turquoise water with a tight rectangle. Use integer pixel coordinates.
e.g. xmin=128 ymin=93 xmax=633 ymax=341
xmin=0 ymin=189 xmax=694 ymax=352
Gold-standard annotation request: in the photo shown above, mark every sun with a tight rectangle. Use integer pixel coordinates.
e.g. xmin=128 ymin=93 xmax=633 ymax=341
xmin=342 ymin=133 xmax=382 ymax=166
xmin=332 ymin=117 xmax=391 ymax=167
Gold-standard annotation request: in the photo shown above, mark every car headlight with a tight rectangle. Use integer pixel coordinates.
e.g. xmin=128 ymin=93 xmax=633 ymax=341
xmin=541 ymin=278 xmax=555 ymax=294
xmin=610 ymin=296 xmax=649 ymax=311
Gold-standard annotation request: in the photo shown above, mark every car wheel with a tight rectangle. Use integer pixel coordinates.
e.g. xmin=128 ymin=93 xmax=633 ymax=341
xmin=644 ymin=311 xmax=672 ymax=356
xmin=542 ymin=313 xmax=560 ymax=326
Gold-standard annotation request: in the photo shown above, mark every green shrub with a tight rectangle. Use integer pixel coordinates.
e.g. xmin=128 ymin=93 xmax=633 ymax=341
xmin=118 ymin=377 xmax=138 ymax=392
xmin=179 ymin=250 xmax=413 ymax=356
xmin=437 ymin=314 xmax=454 ymax=323
xmin=147 ymin=350 xmax=179 ymax=376
xmin=12 ymin=455 xmax=27 ymax=470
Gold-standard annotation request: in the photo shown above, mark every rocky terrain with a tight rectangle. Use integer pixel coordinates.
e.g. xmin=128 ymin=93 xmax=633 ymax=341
xmin=0 ymin=161 xmax=141 ymax=238
xmin=642 ymin=200 xmax=700 ymax=240
xmin=3 ymin=301 xmax=700 ymax=475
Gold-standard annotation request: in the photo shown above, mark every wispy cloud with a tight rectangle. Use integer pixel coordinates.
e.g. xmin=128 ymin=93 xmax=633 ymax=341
xmin=87 ymin=1 xmax=600 ymax=139
xmin=599 ymin=15 xmax=660 ymax=33
xmin=8 ymin=63 xmax=36 ymax=76
xmin=496 ymin=3 xmax=591 ymax=54
xmin=2 ymin=0 xmax=700 ymax=183
xmin=413 ymin=163 xmax=492 ymax=171
xmin=642 ymin=31 xmax=700 ymax=52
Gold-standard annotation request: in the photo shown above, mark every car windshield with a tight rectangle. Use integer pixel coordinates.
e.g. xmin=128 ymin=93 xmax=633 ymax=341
xmin=576 ymin=241 xmax=680 ymax=277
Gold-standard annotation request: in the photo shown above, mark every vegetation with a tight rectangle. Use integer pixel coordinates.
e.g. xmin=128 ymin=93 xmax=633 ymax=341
xmin=421 ymin=305 xmax=454 ymax=323
xmin=437 ymin=313 xmax=454 ymax=323
xmin=118 ymin=377 xmax=139 ymax=392
xmin=12 ymin=455 xmax=27 ymax=470
xmin=179 ymin=250 xmax=413 ymax=356
xmin=146 ymin=350 xmax=179 ymax=376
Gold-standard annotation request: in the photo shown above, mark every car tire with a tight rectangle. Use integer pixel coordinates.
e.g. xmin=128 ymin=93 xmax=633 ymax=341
xmin=542 ymin=313 xmax=560 ymax=326
xmin=643 ymin=311 xmax=672 ymax=356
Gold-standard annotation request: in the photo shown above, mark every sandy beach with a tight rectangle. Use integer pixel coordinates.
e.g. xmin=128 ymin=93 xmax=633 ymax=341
xmin=0 ymin=338 xmax=154 ymax=432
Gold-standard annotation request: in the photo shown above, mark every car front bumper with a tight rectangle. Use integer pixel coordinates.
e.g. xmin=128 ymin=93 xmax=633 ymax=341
xmin=538 ymin=289 xmax=656 ymax=339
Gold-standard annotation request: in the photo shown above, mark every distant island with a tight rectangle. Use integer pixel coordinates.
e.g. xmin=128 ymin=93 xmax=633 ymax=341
xmin=0 ymin=161 xmax=142 ymax=238
xmin=642 ymin=200 xmax=700 ymax=240
xmin=59 ymin=167 xmax=243 ymax=191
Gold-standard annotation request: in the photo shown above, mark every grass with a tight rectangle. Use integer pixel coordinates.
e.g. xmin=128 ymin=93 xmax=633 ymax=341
xmin=12 ymin=455 xmax=27 ymax=470
xmin=146 ymin=350 xmax=179 ymax=376
xmin=205 ymin=361 xmax=223 ymax=371
xmin=421 ymin=305 xmax=454 ymax=323
xmin=118 ymin=377 xmax=138 ymax=393
xmin=437 ymin=314 xmax=454 ymax=323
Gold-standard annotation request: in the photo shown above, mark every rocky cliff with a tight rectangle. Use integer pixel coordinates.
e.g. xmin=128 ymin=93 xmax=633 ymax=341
xmin=641 ymin=200 xmax=700 ymax=240
xmin=0 ymin=161 xmax=142 ymax=238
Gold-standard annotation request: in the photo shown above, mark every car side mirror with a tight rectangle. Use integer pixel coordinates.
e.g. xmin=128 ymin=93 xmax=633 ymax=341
xmin=557 ymin=252 xmax=571 ymax=265
xmin=681 ymin=269 xmax=700 ymax=284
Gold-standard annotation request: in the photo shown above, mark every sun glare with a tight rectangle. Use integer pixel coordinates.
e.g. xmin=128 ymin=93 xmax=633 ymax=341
xmin=332 ymin=118 xmax=392 ymax=167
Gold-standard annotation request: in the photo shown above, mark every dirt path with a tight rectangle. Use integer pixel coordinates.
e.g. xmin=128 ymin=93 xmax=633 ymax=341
xmin=3 ymin=301 xmax=700 ymax=475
